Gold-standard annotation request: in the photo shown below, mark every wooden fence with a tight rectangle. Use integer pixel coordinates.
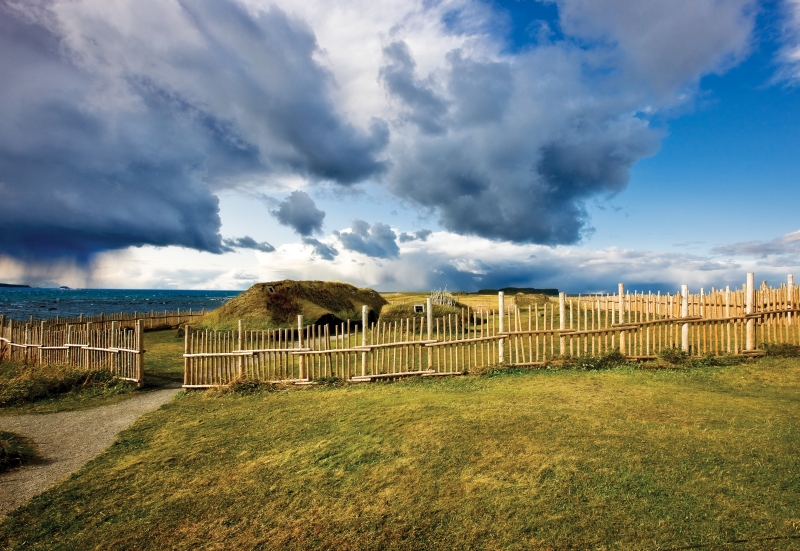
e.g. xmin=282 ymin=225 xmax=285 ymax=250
xmin=0 ymin=318 xmax=144 ymax=385
xmin=17 ymin=308 xmax=206 ymax=332
xmin=183 ymin=272 xmax=800 ymax=388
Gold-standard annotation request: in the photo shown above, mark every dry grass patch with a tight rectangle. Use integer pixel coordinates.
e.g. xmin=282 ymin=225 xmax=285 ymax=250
xmin=0 ymin=361 xmax=136 ymax=414
xmin=1 ymin=360 xmax=799 ymax=549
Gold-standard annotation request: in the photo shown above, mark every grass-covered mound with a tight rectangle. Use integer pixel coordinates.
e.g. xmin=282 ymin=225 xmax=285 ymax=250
xmin=193 ymin=280 xmax=388 ymax=330
xmin=513 ymin=293 xmax=551 ymax=308
xmin=379 ymin=302 xmax=467 ymax=322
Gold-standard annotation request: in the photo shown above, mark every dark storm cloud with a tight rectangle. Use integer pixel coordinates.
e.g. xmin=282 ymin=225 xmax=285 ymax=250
xmin=380 ymin=0 xmax=754 ymax=245
xmin=334 ymin=220 xmax=400 ymax=259
xmin=0 ymin=0 xmax=387 ymax=262
xmin=302 ymin=237 xmax=338 ymax=261
xmin=271 ymin=191 xmax=325 ymax=236
xmin=398 ymin=229 xmax=432 ymax=243
xmin=222 ymin=236 xmax=275 ymax=253
xmin=379 ymin=40 xmax=661 ymax=244
xmin=379 ymin=41 xmax=449 ymax=135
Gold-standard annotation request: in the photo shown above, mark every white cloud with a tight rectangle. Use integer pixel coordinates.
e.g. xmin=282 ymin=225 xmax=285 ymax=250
xmin=778 ymin=0 xmax=800 ymax=82
xmin=46 ymin=228 xmax=799 ymax=294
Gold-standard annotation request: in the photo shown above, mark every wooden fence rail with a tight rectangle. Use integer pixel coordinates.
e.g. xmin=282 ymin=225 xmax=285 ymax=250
xmin=182 ymin=272 xmax=800 ymax=388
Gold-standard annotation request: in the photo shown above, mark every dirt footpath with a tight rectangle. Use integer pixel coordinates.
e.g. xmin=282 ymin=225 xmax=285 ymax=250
xmin=0 ymin=388 xmax=180 ymax=517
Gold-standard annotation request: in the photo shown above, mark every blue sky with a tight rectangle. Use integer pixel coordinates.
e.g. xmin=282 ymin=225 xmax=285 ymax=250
xmin=1 ymin=0 xmax=799 ymax=292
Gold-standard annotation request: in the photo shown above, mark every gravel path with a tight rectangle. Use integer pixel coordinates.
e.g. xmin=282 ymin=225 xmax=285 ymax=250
xmin=0 ymin=388 xmax=180 ymax=517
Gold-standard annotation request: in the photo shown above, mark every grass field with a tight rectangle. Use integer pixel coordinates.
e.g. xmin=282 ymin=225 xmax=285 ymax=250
xmin=1 ymin=355 xmax=799 ymax=549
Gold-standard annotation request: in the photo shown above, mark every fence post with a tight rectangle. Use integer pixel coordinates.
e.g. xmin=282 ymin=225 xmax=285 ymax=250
xmin=681 ymin=285 xmax=689 ymax=353
xmin=237 ymin=319 xmax=244 ymax=378
xmin=39 ymin=320 xmax=45 ymax=365
xmin=184 ymin=324 xmax=190 ymax=387
xmin=618 ymin=284 xmax=626 ymax=355
xmin=746 ymin=272 xmax=754 ymax=351
xmin=297 ymin=315 xmax=304 ymax=380
xmin=559 ymin=292 xmax=566 ymax=356
xmin=85 ymin=321 xmax=92 ymax=369
xmin=136 ymin=319 xmax=143 ymax=388
xmin=361 ymin=305 xmax=368 ymax=377
xmin=725 ymin=286 xmax=731 ymax=353
xmin=427 ymin=297 xmax=432 ymax=368
xmin=498 ymin=292 xmax=505 ymax=364
xmin=7 ymin=319 xmax=12 ymax=362
xmin=111 ymin=320 xmax=118 ymax=374
xmin=788 ymin=274 xmax=794 ymax=325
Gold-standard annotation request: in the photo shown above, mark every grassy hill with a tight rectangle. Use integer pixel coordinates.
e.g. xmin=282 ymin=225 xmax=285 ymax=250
xmin=192 ymin=280 xmax=388 ymax=330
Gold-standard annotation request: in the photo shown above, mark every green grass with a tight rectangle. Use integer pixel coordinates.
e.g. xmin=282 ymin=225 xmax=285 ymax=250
xmin=1 ymin=357 xmax=799 ymax=549
xmin=141 ymin=328 xmax=185 ymax=389
xmin=0 ymin=330 xmax=183 ymax=415
xmin=0 ymin=431 xmax=37 ymax=472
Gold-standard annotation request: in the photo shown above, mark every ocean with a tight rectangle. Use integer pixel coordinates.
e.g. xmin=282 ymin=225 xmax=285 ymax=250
xmin=0 ymin=288 xmax=241 ymax=321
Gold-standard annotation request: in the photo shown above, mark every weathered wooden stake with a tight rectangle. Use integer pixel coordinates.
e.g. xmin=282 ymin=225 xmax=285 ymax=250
xmin=725 ymin=286 xmax=731 ymax=353
xmin=746 ymin=273 xmax=754 ymax=351
xmin=618 ymin=283 xmax=626 ymax=355
xmin=498 ymin=292 xmax=505 ymax=363
xmin=136 ymin=319 xmax=144 ymax=387
xmin=361 ymin=305 xmax=368 ymax=376
xmin=427 ymin=297 xmax=433 ymax=368
xmin=559 ymin=292 xmax=566 ymax=356
xmin=184 ymin=324 xmax=190 ymax=387
xmin=788 ymin=274 xmax=794 ymax=325
xmin=238 ymin=319 xmax=244 ymax=377
xmin=681 ymin=285 xmax=689 ymax=353
xmin=297 ymin=315 xmax=305 ymax=379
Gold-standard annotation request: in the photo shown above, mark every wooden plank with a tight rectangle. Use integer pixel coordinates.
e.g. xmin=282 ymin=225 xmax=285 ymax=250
xmin=294 ymin=348 xmax=364 ymax=355
xmin=355 ymin=339 xmax=438 ymax=350
xmin=427 ymin=335 xmax=505 ymax=346
xmin=350 ymin=369 xmax=435 ymax=381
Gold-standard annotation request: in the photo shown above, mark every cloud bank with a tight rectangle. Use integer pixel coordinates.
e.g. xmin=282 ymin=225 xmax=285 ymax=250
xmin=0 ymin=0 xmax=773 ymax=286
xmin=0 ymin=0 xmax=386 ymax=262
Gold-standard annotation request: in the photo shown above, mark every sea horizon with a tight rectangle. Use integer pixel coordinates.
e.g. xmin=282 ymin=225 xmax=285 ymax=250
xmin=0 ymin=287 xmax=242 ymax=322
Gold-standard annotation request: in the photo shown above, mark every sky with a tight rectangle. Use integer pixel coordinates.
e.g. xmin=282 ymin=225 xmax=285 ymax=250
xmin=1 ymin=0 xmax=799 ymax=293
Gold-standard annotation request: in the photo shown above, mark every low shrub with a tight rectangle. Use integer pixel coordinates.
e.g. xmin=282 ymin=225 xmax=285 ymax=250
xmin=568 ymin=350 xmax=628 ymax=370
xmin=0 ymin=430 xmax=37 ymax=472
xmin=0 ymin=361 xmax=134 ymax=407
xmin=659 ymin=347 xmax=688 ymax=364
xmin=763 ymin=343 xmax=800 ymax=357
xmin=221 ymin=376 xmax=286 ymax=395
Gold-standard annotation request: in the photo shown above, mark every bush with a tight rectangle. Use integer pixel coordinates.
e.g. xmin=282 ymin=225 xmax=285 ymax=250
xmin=0 ymin=362 xmax=134 ymax=407
xmin=222 ymin=377 xmax=284 ymax=395
xmin=659 ymin=347 xmax=688 ymax=364
xmin=763 ymin=343 xmax=800 ymax=357
xmin=569 ymin=350 xmax=627 ymax=370
xmin=0 ymin=430 xmax=37 ymax=472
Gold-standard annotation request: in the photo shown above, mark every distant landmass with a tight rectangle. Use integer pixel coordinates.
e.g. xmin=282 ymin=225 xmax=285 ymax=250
xmin=477 ymin=287 xmax=559 ymax=296
xmin=0 ymin=283 xmax=31 ymax=288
